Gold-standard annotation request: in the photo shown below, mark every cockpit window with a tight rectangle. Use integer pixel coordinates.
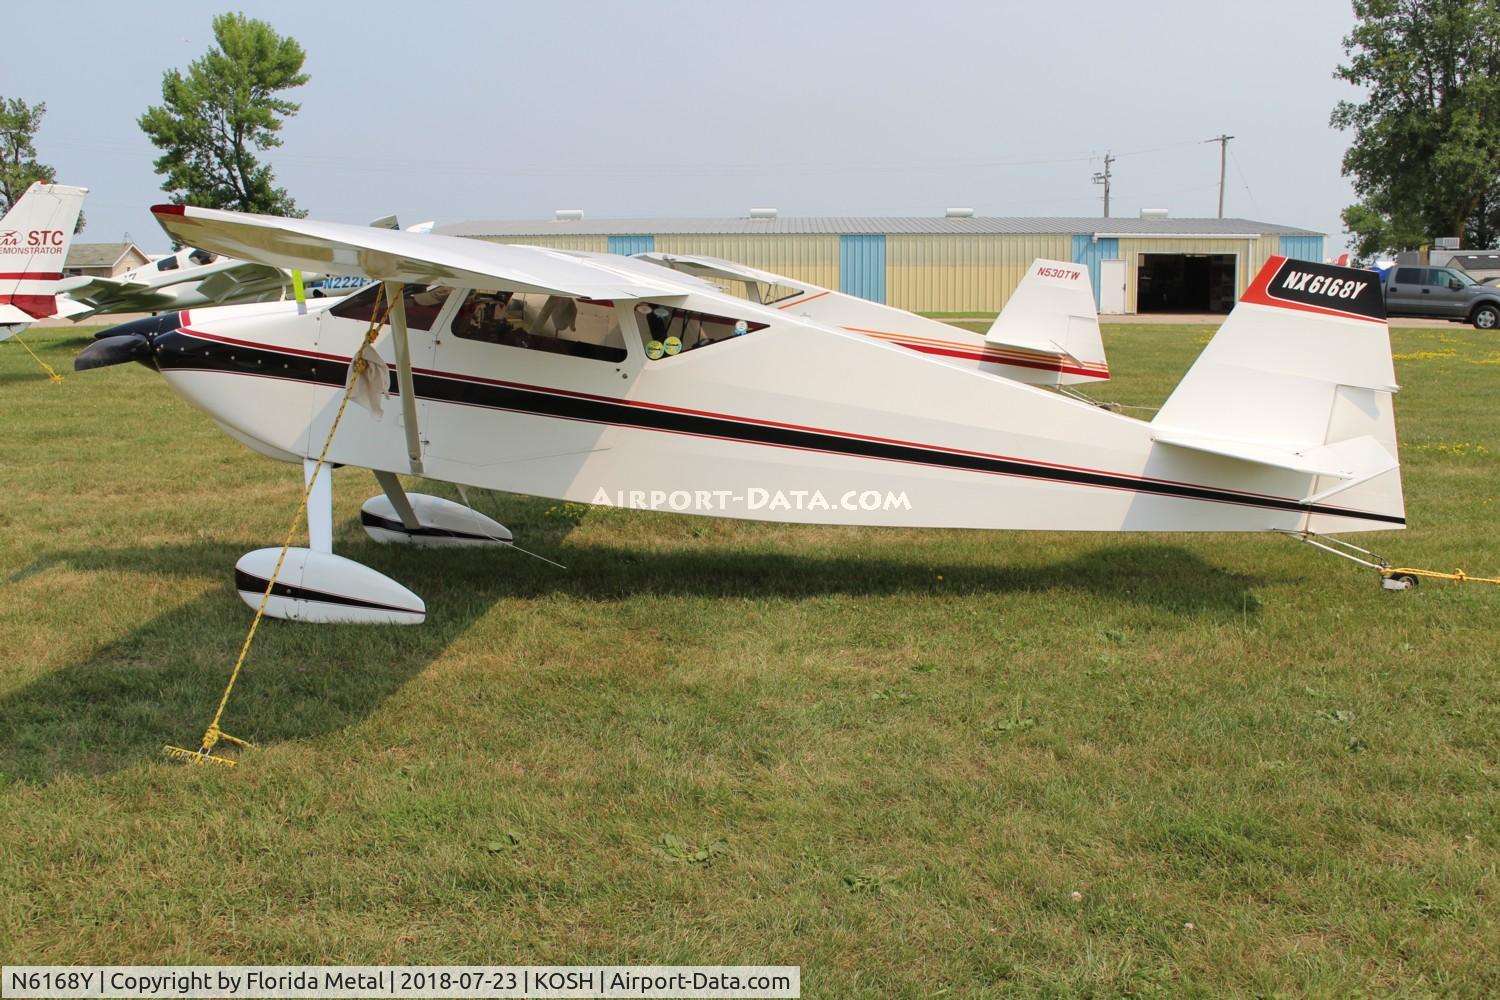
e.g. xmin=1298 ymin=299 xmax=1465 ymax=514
xmin=449 ymin=291 xmax=627 ymax=363
xmin=187 ymin=248 xmax=218 ymax=266
xmin=329 ymin=282 xmax=452 ymax=331
xmin=635 ymin=302 xmax=767 ymax=360
xmin=156 ymin=255 xmax=180 ymax=272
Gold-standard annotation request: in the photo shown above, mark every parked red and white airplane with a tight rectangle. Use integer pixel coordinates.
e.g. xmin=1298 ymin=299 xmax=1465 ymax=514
xmin=0 ymin=181 xmax=87 ymax=341
xmin=75 ymin=204 xmax=1404 ymax=624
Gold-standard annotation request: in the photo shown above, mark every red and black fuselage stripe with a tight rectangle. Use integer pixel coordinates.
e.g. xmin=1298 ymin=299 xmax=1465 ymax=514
xmin=152 ymin=328 xmax=1405 ymax=526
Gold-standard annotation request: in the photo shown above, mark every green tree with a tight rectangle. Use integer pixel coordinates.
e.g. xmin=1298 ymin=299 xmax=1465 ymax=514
xmin=0 ymin=97 xmax=55 ymax=212
xmin=139 ymin=12 xmax=309 ymax=216
xmin=0 ymin=97 xmax=85 ymax=232
xmin=1332 ymin=0 xmax=1500 ymax=256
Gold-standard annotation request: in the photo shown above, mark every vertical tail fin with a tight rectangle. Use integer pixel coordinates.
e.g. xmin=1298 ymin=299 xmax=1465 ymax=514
xmin=1151 ymin=255 xmax=1403 ymax=531
xmin=984 ymin=259 xmax=1108 ymax=382
xmin=0 ymin=182 xmax=88 ymax=321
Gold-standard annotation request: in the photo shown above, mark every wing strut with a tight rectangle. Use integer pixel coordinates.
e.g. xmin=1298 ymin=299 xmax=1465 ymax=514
xmin=384 ymin=281 xmax=424 ymax=474
xmin=373 ymin=470 xmax=421 ymax=530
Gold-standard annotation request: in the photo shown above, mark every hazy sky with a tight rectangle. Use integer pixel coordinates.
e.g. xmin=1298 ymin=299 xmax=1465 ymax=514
xmin=10 ymin=1 xmax=1364 ymax=253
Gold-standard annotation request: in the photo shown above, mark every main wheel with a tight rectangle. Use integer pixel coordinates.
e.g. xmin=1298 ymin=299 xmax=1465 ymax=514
xmin=1473 ymin=304 xmax=1499 ymax=331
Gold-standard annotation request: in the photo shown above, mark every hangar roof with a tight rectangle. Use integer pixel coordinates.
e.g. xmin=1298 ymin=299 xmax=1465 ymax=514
xmin=65 ymin=242 xmax=146 ymax=269
xmin=1451 ymin=252 xmax=1500 ymax=272
xmin=437 ymin=216 xmax=1322 ymax=238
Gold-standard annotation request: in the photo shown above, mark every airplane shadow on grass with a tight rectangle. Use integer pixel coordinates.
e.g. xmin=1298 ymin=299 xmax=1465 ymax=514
xmin=0 ymin=529 xmax=1262 ymax=784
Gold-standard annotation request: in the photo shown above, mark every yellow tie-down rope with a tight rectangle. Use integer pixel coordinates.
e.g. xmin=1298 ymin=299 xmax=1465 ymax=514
xmin=10 ymin=331 xmax=64 ymax=383
xmin=164 ymin=289 xmax=391 ymax=768
xmin=1380 ymin=566 xmax=1500 ymax=589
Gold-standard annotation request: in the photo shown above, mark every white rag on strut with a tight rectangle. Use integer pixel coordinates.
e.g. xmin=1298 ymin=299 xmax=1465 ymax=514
xmin=347 ymin=343 xmax=390 ymax=417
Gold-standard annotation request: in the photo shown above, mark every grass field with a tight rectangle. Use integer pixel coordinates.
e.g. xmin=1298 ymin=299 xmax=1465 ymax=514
xmin=2 ymin=321 xmax=1498 ymax=997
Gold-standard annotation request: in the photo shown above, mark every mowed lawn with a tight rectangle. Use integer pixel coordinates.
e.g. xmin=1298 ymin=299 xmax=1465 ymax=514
xmin=1 ymin=321 xmax=1497 ymax=997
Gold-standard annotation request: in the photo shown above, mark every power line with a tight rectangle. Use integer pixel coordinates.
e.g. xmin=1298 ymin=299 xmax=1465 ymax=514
xmin=1228 ymin=149 xmax=1259 ymax=218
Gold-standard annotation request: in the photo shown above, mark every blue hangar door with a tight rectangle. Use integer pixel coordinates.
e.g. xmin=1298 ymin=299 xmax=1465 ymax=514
xmin=840 ymin=235 xmax=886 ymax=303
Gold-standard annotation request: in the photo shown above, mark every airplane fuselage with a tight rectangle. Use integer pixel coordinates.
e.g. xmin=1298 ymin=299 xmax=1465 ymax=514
xmin=145 ymin=290 xmax=1399 ymax=535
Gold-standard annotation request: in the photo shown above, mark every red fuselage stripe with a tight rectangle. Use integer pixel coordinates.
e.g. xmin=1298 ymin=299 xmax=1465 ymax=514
xmin=175 ymin=326 xmax=1298 ymax=505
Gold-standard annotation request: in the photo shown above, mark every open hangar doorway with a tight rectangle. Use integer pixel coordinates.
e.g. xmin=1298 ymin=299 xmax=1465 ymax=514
xmin=1136 ymin=253 xmax=1238 ymax=314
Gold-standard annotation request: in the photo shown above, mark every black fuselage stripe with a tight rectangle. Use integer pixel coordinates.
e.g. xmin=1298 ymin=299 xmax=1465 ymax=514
xmin=233 ymin=568 xmax=420 ymax=615
xmin=157 ymin=331 xmax=1405 ymax=526
xmin=360 ymin=510 xmax=498 ymax=540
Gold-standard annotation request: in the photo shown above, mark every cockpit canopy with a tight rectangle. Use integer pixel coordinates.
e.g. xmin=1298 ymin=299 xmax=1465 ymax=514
xmin=329 ymin=282 xmax=769 ymax=364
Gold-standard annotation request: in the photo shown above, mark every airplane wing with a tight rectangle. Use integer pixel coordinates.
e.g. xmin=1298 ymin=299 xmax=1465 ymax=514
xmin=56 ymin=273 xmax=152 ymax=303
xmin=53 ymin=274 xmax=176 ymax=319
xmin=635 ymin=252 xmax=802 ymax=290
xmin=193 ymin=262 xmax=292 ymax=303
xmin=151 ymin=205 xmax=689 ymax=300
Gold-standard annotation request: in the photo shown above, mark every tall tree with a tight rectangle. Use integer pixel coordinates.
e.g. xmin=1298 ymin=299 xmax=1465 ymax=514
xmin=139 ymin=12 xmax=309 ymax=217
xmin=0 ymin=97 xmax=55 ymax=213
xmin=0 ymin=97 xmax=85 ymax=232
xmin=1332 ymin=0 xmax=1500 ymax=256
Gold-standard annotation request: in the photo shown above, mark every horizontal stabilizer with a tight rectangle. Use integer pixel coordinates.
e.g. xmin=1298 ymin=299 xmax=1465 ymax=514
xmin=985 ymin=259 xmax=1107 ymax=376
xmin=1152 ymin=429 xmax=1397 ymax=481
xmin=0 ymin=303 xmax=34 ymax=324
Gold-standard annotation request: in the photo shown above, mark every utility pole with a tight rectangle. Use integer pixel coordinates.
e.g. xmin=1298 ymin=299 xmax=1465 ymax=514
xmin=1092 ymin=152 xmax=1114 ymax=218
xmin=1206 ymin=133 xmax=1234 ymax=218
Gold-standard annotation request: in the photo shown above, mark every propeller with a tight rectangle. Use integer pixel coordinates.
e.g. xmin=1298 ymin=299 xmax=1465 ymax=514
xmin=75 ymin=334 xmax=154 ymax=370
xmin=73 ymin=312 xmax=181 ymax=371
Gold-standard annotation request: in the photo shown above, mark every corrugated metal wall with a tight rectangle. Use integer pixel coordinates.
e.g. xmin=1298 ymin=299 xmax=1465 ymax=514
xmin=1070 ymin=235 xmax=1120 ymax=310
xmin=885 ymin=234 xmax=1071 ymax=313
xmin=653 ymin=235 xmax=841 ymax=289
xmin=607 ymin=234 xmax=656 ymax=255
xmin=480 ymin=234 xmax=610 ymax=253
xmin=1278 ymin=234 xmax=1325 ymax=262
xmin=839 ymin=235 xmax=886 ymax=302
xmin=1117 ymin=235 xmax=1282 ymax=312
xmin=474 ymin=229 xmax=1313 ymax=313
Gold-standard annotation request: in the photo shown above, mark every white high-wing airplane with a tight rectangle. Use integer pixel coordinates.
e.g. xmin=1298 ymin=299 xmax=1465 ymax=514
xmin=75 ymin=203 xmax=1405 ymax=625
xmin=56 ymin=243 xmax=292 ymax=319
xmin=0 ymin=181 xmax=88 ymax=341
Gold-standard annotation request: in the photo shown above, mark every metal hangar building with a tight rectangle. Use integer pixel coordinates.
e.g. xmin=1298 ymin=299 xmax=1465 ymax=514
xmin=436 ymin=212 xmax=1326 ymax=316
